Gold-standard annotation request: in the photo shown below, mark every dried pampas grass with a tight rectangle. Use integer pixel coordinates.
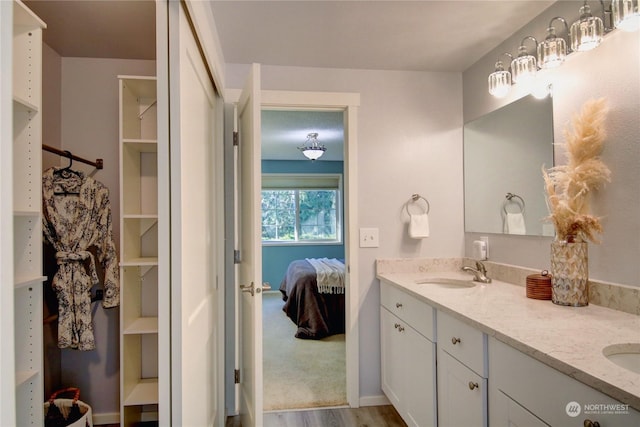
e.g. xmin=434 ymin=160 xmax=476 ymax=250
xmin=542 ymin=98 xmax=611 ymax=243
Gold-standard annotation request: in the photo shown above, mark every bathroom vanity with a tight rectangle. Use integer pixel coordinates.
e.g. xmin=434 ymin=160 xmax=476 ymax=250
xmin=377 ymin=258 xmax=640 ymax=427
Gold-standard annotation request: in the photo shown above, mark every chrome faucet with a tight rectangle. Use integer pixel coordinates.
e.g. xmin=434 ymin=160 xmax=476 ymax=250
xmin=462 ymin=261 xmax=492 ymax=283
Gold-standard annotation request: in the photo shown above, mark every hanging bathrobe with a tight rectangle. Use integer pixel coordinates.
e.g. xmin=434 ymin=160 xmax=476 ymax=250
xmin=42 ymin=167 xmax=119 ymax=350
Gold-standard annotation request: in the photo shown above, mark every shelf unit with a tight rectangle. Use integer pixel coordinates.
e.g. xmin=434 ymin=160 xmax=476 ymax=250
xmin=119 ymin=75 xmax=159 ymax=426
xmin=11 ymin=1 xmax=46 ymax=425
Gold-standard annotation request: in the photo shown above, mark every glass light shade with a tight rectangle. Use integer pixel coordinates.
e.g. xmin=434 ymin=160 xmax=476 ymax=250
xmin=298 ymin=132 xmax=326 ymax=160
xmin=301 ymin=147 xmax=325 ymax=160
xmin=511 ymin=47 xmax=537 ymax=85
xmin=570 ymin=5 xmax=604 ymax=51
xmin=612 ymin=0 xmax=640 ymax=31
xmin=538 ymin=27 xmax=567 ymax=69
xmin=488 ymin=61 xmax=511 ymax=98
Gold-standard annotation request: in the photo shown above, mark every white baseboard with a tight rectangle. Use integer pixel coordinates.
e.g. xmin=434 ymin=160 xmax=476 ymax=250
xmin=359 ymin=394 xmax=390 ymax=407
xmin=92 ymin=412 xmax=119 ymax=425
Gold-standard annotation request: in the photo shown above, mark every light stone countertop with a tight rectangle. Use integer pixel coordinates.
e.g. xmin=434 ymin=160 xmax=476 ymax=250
xmin=376 ymin=269 xmax=640 ymax=411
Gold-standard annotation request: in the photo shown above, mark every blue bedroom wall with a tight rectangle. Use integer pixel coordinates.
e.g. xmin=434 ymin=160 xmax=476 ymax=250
xmin=262 ymin=160 xmax=345 ymax=292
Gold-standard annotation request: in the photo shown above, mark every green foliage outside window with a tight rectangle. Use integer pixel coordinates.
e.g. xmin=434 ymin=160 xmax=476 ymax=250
xmin=262 ymin=189 xmax=338 ymax=242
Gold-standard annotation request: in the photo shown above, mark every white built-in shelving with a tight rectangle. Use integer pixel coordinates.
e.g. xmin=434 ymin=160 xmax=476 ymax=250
xmin=118 ymin=75 xmax=160 ymax=426
xmin=10 ymin=1 xmax=46 ymax=425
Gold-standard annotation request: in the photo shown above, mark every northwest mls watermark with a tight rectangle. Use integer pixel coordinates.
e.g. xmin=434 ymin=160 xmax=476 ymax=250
xmin=565 ymin=401 xmax=631 ymax=417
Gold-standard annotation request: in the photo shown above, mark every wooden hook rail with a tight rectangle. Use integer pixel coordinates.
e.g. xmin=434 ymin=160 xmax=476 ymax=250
xmin=42 ymin=144 xmax=104 ymax=170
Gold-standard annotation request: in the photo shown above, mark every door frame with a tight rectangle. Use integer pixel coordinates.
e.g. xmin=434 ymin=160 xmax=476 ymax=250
xmin=229 ymin=88 xmax=361 ymax=408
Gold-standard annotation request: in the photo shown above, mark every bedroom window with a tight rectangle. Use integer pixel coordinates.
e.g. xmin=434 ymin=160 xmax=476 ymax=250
xmin=262 ymin=174 xmax=342 ymax=244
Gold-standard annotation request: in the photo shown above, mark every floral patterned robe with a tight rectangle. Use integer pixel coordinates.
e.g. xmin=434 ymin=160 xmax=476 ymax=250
xmin=42 ymin=167 xmax=119 ymax=350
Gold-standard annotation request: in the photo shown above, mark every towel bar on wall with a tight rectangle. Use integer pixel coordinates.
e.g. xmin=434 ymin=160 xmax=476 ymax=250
xmin=406 ymin=193 xmax=430 ymax=215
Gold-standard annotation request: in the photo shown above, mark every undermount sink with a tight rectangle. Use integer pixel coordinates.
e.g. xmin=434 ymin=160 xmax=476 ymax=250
xmin=603 ymin=343 xmax=640 ymax=374
xmin=415 ymin=278 xmax=476 ymax=289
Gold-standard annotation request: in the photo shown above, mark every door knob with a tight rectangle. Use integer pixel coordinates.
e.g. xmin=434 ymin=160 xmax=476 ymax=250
xmin=261 ymin=282 xmax=272 ymax=292
xmin=240 ymin=282 xmax=255 ymax=296
xmin=452 ymin=337 xmax=461 ymax=345
xmin=468 ymin=381 xmax=479 ymax=390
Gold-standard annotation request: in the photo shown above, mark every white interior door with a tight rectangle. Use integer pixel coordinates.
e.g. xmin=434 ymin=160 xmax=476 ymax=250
xmin=168 ymin=2 xmax=220 ymax=425
xmin=237 ymin=63 xmax=263 ymax=427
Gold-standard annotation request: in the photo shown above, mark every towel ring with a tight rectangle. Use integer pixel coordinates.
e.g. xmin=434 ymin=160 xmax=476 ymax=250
xmin=405 ymin=193 xmax=430 ymax=215
xmin=503 ymin=192 xmax=525 ymax=215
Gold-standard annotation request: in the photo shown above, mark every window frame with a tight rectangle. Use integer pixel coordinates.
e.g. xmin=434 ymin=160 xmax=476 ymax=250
xmin=261 ymin=173 xmax=343 ymax=246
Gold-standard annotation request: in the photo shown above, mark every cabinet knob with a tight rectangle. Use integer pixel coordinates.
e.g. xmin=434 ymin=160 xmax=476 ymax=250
xmin=468 ymin=381 xmax=479 ymax=390
xmin=583 ymin=421 xmax=600 ymax=427
xmin=396 ymin=302 xmax=403 ymax=308
xmin=394 ymin=323 xmax=400 ymax=329
xmin=451 ymin=337 xmax=461 ymax=345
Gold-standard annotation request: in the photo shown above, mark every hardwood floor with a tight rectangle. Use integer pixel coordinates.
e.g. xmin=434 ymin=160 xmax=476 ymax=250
xmin=225 ymin=405 xmax=407 ymax=427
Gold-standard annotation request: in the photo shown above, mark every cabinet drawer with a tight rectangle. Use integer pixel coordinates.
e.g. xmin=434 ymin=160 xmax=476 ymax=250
xmin=380 ymin=281 xmax=434 ymax=340
xmin=437 ymin=310 xmax=487 ymax=376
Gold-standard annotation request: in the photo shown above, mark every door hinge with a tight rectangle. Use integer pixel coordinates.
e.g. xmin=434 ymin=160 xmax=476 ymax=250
xmin=234 ymin=249 xmax=241 ymax=264
xmin=233 ymin=131 xmax=239 ymax=146
xmin=234 ymin=369 xmax=240 ymax=384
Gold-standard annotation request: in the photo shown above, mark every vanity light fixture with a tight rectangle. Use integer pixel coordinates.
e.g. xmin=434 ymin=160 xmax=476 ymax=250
xmin=612 ymin=0 xmax=640 ymax=31
xmin=488 ymin=53 xmax=513 ymax=98
xmin=538 ymin=17 xmax=571 ymax=69
xmin=298 ymin=132 xmax=326 ymax=161
xmin=511 ymin=36 xmax=539 ymax=87
xmin=570 ymin=1 xmax=605 ymax=51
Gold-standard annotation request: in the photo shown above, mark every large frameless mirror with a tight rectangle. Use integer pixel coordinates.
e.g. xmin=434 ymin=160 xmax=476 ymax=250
xmin=464 ymin=94 xmax=554 ymax=236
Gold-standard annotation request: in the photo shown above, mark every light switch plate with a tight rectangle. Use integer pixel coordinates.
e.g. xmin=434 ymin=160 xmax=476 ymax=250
xmin=359 ymin=227 xmax=379 ymax=248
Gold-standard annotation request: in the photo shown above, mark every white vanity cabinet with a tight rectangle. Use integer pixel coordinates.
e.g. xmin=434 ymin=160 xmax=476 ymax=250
xmin=380 ymin=281 xmax=437 ymax=427
xmin=490 ymin=337 xmax=640 ymax=427
xmin=436 ymin=310 xmax=488 ymax=427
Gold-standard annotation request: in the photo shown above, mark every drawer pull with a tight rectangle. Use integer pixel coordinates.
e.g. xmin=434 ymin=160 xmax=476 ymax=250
xmin=395 ymin=302 xmax=403 ymax=308
xmin=468 ymin=381 xmax=479 ymax=390
xmin=583 ymin=421 xmax=600 ymax=427
xmin=451 ymin=337 xmax=461 ymax=345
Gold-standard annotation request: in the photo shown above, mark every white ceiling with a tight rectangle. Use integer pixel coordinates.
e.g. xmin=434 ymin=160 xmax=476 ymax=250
xmin=23 ymin=0 xmax=556 ymax=162
xmin=209 ymin=1 xmax=555 ymax=72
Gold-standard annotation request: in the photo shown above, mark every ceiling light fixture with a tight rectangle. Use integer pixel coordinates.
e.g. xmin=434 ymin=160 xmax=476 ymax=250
xmin=570 ymin=1 xmax=605 ymax=51
xmin=298 ymin=132 xmax=326 ymax=161
xmin=538 ymin=17 xmax=571 ymax=69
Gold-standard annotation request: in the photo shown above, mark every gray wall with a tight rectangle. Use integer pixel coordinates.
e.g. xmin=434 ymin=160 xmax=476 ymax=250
xmin=463 ymin=1 xmax=640 ymax=287
xmin=226 ymin=64 xmax=464 ymax=402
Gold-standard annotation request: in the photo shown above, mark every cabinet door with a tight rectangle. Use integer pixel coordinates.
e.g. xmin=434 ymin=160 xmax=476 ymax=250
xmin=403 ymin=323 xmax=436 ymax=427
xmin=493 ymin=390 xmax=550 ymax=427
xmin=381 ymin=307 xmax=437 ymax=427
xmin=437 ymin=347 xmax=487 ymax=427
xmin=380 ymin=307 xmax=404 ymax=409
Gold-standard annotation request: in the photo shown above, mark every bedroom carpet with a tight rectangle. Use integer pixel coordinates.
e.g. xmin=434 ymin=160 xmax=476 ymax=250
xmin=262 ymin=291 xmax=347 ymax=411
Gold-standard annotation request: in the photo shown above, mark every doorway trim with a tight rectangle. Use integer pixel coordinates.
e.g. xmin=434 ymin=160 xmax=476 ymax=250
xmin=229 ymin=88 xmax=361 ymax=408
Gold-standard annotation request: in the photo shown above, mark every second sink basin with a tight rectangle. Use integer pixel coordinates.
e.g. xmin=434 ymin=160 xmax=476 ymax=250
xmin=415 ymin=278 xmax=476 ymax=289
xmin=603 ymin=343 xmax=640 ymax=374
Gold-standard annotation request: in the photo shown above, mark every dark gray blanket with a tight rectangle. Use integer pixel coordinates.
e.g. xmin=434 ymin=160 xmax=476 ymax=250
xmin=279 ymin=259 xmax=345 ymax=339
